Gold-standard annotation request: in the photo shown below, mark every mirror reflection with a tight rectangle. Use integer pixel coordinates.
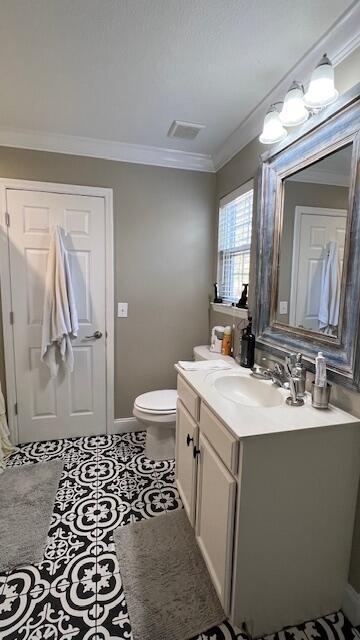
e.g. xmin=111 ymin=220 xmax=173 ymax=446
xmin=276 ymin=144 xmax=352 ymax=337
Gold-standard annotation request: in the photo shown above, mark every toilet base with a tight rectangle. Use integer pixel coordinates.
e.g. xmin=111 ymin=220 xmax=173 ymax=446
xmin=145 ymin=424 xmax=175 ymax=461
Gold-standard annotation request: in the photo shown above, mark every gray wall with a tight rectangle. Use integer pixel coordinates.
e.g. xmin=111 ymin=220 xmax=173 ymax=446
xmin=214 ymin=47 xmax=360 ymax=593
xmin=0 ymin=147 xmax=215 ymax=418
xmin=277 ymin=181 xmax=348 ymax=324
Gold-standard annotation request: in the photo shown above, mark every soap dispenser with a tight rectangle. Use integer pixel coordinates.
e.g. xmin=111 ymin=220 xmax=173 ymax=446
xmin=240 ymin=317 xmax=255 ymax=368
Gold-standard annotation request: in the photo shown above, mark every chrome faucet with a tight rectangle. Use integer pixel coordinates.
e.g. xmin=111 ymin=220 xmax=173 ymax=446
xmin=284 ymin=354 xmax=305 ymax=406
xmin=261 ymin=354 xmax=305 ymax=406
xmin=267 ymin=362 xmax=288 ymax=387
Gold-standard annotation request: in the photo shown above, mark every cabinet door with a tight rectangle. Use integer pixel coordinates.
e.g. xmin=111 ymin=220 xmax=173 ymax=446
xmin=196 ymin=432 xmax=236 ymax=613
xmin=175 ymin=400 xmax=199 ymax=526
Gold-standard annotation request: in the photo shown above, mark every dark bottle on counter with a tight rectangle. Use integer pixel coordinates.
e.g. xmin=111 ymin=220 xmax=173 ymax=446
xmin=240 ymin=317 xmax=255 ymax=368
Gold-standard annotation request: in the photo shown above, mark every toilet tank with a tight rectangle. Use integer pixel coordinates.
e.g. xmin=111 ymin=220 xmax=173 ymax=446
xmin=193 ymin=345 xmax=234 ymax=363
xmin=193 ymin=345 xmax=215 ymax=360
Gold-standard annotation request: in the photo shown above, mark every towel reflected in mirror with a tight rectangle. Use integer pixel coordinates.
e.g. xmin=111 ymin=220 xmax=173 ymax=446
xmin=318 ymin=240 xmax=341 ymax=336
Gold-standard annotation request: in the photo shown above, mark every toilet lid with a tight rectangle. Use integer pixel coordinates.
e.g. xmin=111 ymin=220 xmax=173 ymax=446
xmin=135 ymin=390 xmax=177 ymax=413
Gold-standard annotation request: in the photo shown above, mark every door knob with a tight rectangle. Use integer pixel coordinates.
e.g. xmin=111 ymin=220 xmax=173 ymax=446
xmin=84 ymin=330 xmax=103 ymax=340
xmin=186 ymin=434 xmax=193 ymax=447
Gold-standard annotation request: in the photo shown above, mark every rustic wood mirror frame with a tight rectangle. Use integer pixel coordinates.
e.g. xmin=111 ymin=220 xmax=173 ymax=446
xmin=255 ymin=84 xmax=360 ymax=389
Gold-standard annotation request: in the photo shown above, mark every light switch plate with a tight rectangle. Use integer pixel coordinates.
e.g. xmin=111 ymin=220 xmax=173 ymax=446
xmin=117 ymin=302 xmax=128 ymax=318
xmin=279 ymin=301 xmax=288 ymax=315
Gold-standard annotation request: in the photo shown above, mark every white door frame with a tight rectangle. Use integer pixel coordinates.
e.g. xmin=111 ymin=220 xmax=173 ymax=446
xmin=0 ymin=178 xmax=114 ymax=444
xmin=289 ymin=205 xmax=347 ymax=327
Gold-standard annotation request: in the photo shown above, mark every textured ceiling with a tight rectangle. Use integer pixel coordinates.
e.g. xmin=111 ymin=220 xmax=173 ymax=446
xmin=0 ymin=0 xmax=354 ymax=155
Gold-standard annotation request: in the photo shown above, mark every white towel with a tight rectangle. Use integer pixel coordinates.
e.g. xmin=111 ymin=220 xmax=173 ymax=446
xmin=318 ymin=240 xmax=341 ymax=334
xmin=41 ymin=226 xmax=79 ymax=377
xmin=178 ymin=360 xmax=233 ymax=371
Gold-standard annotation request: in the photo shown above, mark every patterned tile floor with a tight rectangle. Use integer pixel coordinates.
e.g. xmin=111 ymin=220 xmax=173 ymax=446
xmin=0 ymin=432 xmax=359 ymax=640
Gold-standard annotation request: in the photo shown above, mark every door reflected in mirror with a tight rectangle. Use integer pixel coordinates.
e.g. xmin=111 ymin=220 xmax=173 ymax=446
xmin=276 ymin=143 xmax=352 ymax=338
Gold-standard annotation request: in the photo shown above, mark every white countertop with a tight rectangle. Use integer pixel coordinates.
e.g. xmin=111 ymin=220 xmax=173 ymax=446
xmin=175 ymin=358 xmax=359 ymax=439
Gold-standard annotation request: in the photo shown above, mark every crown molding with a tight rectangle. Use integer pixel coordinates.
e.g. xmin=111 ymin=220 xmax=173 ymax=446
xmin=0 ymin=127 xmax=215 ymax=173
xmin=213 ymin=1 xmax=360 ymax=172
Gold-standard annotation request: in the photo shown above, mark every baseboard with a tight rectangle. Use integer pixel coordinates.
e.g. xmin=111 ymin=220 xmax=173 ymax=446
xmin=109 ymin=416 xmax=144 ymax=435
xmin=343 ymin=583 xmax=360 ymax=626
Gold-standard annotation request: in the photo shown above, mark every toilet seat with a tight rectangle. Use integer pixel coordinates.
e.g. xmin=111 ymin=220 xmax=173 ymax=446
xmin=133 ymin=406 xmax=176 ymax=424
xmin=133 ymin=406 xmax=176 ymax=415
xmin=134 ymin=390 xmax=177 ymax=414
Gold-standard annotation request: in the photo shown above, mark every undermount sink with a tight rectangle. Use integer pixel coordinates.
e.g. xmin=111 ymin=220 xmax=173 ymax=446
xmin=214 ymin=374 xmax=283 ymax=408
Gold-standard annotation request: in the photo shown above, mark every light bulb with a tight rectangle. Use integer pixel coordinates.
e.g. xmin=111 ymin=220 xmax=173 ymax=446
xmin=280 ymin=81 xmax=309 ymax=127
xmin=259 ymin=105 xmax=287 ymax=144
xmin=304 ymin=54 xmax=338 ymax=109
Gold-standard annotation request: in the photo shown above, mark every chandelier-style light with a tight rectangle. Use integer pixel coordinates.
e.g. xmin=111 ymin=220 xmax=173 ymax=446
xmin=280 ymin=81 xmax=309 ymax=127
xmin=259 ymin=105 xmax=287 ymax=145
xmin=304 ymin=54 xmax=338 ymax=109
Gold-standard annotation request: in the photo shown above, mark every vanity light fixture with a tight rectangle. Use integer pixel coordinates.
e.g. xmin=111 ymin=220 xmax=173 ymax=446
xmin=280 ymin=81 xmax=309 ymax=127
xmin=259 ymin=104 xmax=287 ymax=145
xmin=259 ymin=54 xmax=338 ymax=144
xmin=304 ymin=54 xmax=338 ymax=109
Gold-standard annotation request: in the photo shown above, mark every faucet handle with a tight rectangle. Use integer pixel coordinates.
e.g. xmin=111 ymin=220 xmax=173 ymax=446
xmin=273 ymin=362 xmax=284 ymax=374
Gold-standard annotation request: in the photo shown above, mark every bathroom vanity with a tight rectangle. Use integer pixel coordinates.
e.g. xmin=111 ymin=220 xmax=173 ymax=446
xmin=175 ymin=359 xmax=360 ymax=637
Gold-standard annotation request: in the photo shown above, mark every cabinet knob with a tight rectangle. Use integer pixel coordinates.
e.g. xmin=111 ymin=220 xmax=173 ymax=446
xmin=193 ymin=445 xmax=200 ymax=459
xmin=186 ymin=433 xmax=194 ymax=447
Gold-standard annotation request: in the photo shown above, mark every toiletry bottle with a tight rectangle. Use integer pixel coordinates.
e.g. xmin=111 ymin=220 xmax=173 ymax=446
xmin=222 ymin=326 xmax=232 ymax=356
xmin=210 ymin=326 xmax=225 ymax=353
xmin=315 ymin=352 xmax=327 ymax=388
xmin=240 ymin=317 xmax=255 ymax=368
xmin=293 ymin=353 xmax=306 ymax=398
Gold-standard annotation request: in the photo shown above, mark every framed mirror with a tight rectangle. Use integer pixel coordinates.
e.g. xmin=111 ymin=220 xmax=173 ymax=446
xmin=255 ymin=84 xmax=360 ymax=389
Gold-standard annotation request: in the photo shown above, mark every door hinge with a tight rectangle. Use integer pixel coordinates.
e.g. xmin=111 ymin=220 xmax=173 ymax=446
xmin=14 ymin=402 xmax=18 ymax=415
xmin=9 ymin=311 xmax=14 ymax=325
xmin=5 ymin=212 xmax=10 ymax=227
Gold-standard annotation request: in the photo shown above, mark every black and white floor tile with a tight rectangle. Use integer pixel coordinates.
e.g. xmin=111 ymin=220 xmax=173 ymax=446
xmin=1 ymin=431 xmax=359 ymax=640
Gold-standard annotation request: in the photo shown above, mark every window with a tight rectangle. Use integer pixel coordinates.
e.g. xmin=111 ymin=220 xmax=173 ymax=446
xmin=217 ymin=180 xmax=254 ymax=302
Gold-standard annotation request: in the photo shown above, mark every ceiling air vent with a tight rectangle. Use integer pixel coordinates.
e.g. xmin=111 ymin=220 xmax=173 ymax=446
xmin=167 ymin=120 xmax=205 ymax=140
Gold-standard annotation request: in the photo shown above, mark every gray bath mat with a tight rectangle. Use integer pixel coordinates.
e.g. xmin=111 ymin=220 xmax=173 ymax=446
xmin=114 ymin=509 xmax=225 ymax=640
xmin=0 ymin=460 xmax=63 ymax=572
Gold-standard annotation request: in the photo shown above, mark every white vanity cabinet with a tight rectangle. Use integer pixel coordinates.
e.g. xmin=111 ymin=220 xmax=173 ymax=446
xmin=175 ymin=373 xmax=360 ymax=639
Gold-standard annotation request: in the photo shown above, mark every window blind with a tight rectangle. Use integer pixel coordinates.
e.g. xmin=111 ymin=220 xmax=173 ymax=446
xmin=217 ymin=182 xmax=253 ymax=302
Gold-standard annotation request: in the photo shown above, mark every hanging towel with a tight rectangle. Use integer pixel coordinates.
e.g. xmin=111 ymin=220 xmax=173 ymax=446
xmin=178 ymin=360 xmax=233 ymax=371
xmin=41 ymin=226 xmax=79 ymax=377
xmin=0 ymin=380 xmax=14 ymax=473
xmin=318 ymin=240 xmax=341 ymax=335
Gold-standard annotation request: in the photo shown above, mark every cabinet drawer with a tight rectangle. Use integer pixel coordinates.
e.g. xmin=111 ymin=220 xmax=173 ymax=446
xmin=200 ymin=402 xmax=238 ymax=474
xmin=177 ymin=375 xmax=200 ymax=422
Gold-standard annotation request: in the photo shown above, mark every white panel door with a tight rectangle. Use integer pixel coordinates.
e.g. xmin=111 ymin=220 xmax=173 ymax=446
xmin=290 ymin=207 xmax=347 ymax=330
xmin=6 ymin=189 xmax=107 ymax=443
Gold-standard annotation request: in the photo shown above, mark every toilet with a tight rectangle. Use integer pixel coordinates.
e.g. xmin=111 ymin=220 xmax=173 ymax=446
xmin=133 ymin=389 xmax=177 ymax=460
